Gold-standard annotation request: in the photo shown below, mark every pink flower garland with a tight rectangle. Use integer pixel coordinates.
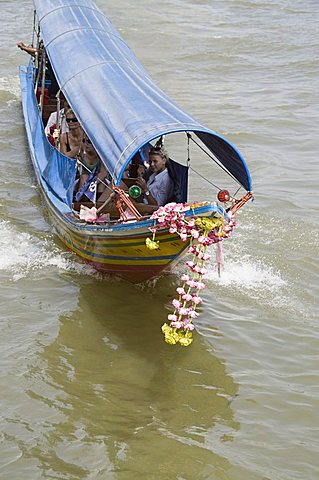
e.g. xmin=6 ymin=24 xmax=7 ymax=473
xmin=146 ymin=203 xmax=236 ymax=346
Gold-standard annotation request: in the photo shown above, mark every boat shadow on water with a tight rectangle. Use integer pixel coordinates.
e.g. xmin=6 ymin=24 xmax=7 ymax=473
xmin=24 ymin=276 xmax=242 ymax=478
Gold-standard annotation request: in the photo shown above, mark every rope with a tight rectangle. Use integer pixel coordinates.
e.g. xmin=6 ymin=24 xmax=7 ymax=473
xmin=188 ymin=134 xmax=243 ymax=188
xmin=188 ymin=165 xmax=223 ymax=191
xmin=112 ymin=186 xmax=142 ymax=221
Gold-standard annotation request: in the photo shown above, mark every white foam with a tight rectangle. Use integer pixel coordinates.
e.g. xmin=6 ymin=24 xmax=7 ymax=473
xmin=0 ymin=75 xmax=21 ymax=100
xmin=206 ymin=255 xmax=286 ymax=292
xmin=0 ymin=220 xmax=95 ymax=280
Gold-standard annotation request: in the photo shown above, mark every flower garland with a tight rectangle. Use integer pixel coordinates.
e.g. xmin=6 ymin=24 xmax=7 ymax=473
xmin=145 ymin=203 xmax=236 ymax=346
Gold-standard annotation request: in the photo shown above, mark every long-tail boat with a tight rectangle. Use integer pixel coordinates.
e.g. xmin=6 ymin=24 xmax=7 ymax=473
xmin=19 ymin=0 xmax=253 ymax=283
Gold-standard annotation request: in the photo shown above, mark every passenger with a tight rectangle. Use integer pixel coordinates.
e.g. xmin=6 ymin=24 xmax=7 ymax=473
xmin=17 ymin=42 xmax=37 ymax=57
xmin=76 ymin=136 xmax=112 ymax=203
xmin=60 ymin=109 xmax=84 ymax=158
xmin=45 ymin=99 xmax=69 ymax=145
xmin=136 ymin=146 xmax=175 ymax=206
xmin=18 ymin=41 xmax=59 ymax=96
xmin=123 ymin=152 xmax=146 ymax=180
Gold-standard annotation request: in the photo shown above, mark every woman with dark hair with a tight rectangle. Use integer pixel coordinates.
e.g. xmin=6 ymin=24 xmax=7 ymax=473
xmin=136 ymin=147 xmax=175 ymax=206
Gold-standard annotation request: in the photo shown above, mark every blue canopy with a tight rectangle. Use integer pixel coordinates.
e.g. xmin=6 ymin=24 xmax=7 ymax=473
xmin=34 ymin=0 xmax=252 ymax=191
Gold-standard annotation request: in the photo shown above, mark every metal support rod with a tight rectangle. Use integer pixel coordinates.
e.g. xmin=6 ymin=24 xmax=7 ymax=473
xmin=55 ymin=91 xmax=61 ymax=150
xmin=39 ymin=48 xmax=46 ymax=115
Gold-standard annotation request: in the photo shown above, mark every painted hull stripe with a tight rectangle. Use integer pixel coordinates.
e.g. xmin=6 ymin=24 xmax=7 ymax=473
xmin=55 ymin=228 xmax=189 ymax=263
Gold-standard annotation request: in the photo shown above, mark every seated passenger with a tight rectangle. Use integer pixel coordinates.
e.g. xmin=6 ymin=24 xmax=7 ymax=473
xmin=136 ymin=146 xmax=175 ymax=206
xmin=45 ymin=98 xmax=69 ymax=144
xmin=76 ymin=137 xmax=127 ymax=206
xmin=123 ymin=152 xmax=146 ymax=180
xmin=60 ymin=109 xmax=83 ymax=158
xmin=75 ymin=136 xmax=113 ymax=203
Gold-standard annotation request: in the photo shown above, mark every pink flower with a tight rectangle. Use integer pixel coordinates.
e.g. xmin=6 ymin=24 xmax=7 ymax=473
xmin=188 ymin=310 xmax=199 ymax=319
xmin=165 ymin=202 xmax=177 ymax=209
xmin=172 ymin=299 xmax=181 ymax=309
xmin=186 ymin=260 xmax=195 ymax=269
xmin=196 ymin=282 xmax=206 ymax=291
xmin=178 ymin=307 xmax=189 ymax=316
xmin=171 ymin=321 xmax=183 ymax=329
xmin=197 ymin=235 xmax=206 ymax=244
xmin=203 ymin=237 xmax=213 ymax=246
xmin=169 ymin=225 xmax=177 ymax=233
xmin=184 ymin=323 xmax=195 ymax=331
xmin=182 ymin=293 xmax=192 ymax=302
xmin=176 ymin=287 xmax=185 ymax=295
xmin=203 ymin=253 xmax=211 ymax=261
xmin=168 ymin=314 xmax=178 ymax=322
xmin=192 ymin=296 xmax=203 ymax=305
xmin=186 ymin=279 xmax=197 ymax=288
xmin=190 ymin=229 xmax=199 ymax=239
xmin=180 ymin=232 xmax=188 ymax=242
xmin=181 ymin=274 xmax=190 ymax=282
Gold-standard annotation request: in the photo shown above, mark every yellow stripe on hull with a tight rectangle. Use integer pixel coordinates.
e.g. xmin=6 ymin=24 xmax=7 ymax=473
xmin=51 ymin=212 xmax=187 ymax=267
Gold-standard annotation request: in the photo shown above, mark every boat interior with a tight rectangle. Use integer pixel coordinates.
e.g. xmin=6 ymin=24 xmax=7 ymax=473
xmin=33 ymin=51 xmax=248 ymax=226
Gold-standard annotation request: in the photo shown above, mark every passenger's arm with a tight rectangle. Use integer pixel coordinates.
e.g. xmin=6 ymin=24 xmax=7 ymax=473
xmin=135 ymin=177 xmax=158 ymax=205
xmin=60 ymin=134 xmax=80 ymax=158
xmin=17 ymin=42 xmax=37 ymax=57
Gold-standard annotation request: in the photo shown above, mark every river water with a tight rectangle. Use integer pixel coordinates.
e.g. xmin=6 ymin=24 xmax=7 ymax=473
xmin=0 ymin=1 xmax=318 ymax=479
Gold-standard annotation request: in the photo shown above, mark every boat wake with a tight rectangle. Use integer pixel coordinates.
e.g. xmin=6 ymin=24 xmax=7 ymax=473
xmin=0 ymin=220 xmax=96 ymax=281
xmin=206 ymin=254 xmax=285 ymax=292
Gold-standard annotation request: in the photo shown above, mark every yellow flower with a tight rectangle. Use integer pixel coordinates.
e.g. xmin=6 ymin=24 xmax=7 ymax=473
xmin=216 ymin=228 xmax=225 ymax=237
xmin=179 ymin=332 xmax=193 ymax=347
xmin=164 ymin=334 xmax=178 ymax=345
xmin=162 ymin=324 xmax=194 ymax=346
xmin=195 ymin=216 xmax=223 ymax=232
xmin=162 ymin=324 xmax=182 ymax=345
xmin=146 ymin=237 xmax=160 ymax=250
xmin=161 ymin=323 xmax=171 ymax=333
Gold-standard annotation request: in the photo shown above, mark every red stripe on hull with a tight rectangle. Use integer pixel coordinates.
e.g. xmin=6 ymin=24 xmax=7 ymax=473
xmin=86 ymin=259 xmax=172 ymax=283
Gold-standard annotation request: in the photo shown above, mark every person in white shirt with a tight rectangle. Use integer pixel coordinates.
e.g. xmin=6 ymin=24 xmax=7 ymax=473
xmin=136 ymin=146 xmax=175 ymax=206
xmin=45 ymin=100 xmax=69 ymax=137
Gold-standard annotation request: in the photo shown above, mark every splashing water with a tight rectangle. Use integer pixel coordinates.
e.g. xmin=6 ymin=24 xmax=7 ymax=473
xmin=0 ymin=220 xmax=96 ymax=281
xmin=206 ymin=254 xmax=285 ymax=291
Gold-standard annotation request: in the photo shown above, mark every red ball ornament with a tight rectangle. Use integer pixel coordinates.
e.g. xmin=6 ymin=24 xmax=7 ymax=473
xmin=217 ymin=189 xmax=230 ymax=202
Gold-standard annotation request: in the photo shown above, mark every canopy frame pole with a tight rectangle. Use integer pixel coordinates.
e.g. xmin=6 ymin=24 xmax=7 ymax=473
xmin=55 ymin=91 xmax=61 ymax=150
xmin=186 ymin=133 xmax=191 ymax=168
xmin=39 ymin=48 xmax=47 ymax=115
xmin=31 ymin=10 xmax=37 ymax=47
xmin=33 ymin=22 xmax=41 ymax=84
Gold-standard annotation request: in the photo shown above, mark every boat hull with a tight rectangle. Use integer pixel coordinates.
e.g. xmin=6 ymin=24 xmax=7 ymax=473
xmin=48 ymin=203 xmax=190 ymax=282
xmin=46 ymin=195 xmax=227 ymax=282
